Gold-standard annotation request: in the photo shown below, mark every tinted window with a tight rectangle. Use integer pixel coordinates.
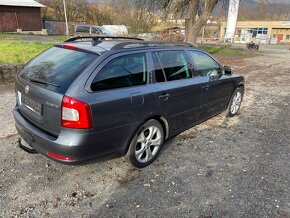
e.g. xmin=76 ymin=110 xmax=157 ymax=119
xmin=152 ymin=50 xmax=191 ymax=82
xmin=76 ymin=26 xmax=90 ymax=33
xmin=19 ymin=47 xmax=97 ymax=93
xmin=91 ymin=28 xmax=100 ymax=34
xmin=91 ymin=53 xmax=147 ymax=91
xmin=189 ymin=51 xmax=221 ymax=77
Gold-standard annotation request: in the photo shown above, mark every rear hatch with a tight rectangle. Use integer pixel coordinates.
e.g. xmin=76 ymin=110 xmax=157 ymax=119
xmin=16 ymin=46 xmax=98 ymax=136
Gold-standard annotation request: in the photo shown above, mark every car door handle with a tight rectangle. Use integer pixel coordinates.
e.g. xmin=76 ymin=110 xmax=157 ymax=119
xmin=158 ymin=93 xmax=170 ymax=100
xmin=202 ymin=84 xmax=209 ymax=90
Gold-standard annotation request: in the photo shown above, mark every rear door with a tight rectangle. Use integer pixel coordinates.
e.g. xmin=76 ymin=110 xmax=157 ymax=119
xmin=87 ymin=51 xmax=153 ymax=132
xmin=151 ymin=50 xmax=202 ymax=132
xmin=16 ymin=46 xmax=97 ymax=136
xmin=188 ymin=50 xmax=233 ymax=120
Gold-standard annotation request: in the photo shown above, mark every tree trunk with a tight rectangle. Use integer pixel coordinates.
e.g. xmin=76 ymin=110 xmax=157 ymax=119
xmin=185 ymin=0 xmax=199 ymax=43
xmin=185 ymin=0 xmax=219 ymax=44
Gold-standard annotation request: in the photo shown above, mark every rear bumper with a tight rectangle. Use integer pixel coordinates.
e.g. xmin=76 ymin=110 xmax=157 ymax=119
xmin=13 ymin=108 xmax=136 ymax=164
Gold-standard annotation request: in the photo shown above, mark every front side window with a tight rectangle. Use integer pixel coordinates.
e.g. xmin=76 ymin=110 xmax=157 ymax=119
xmin=189 ymin=51 xmax=221 ymax=77
xmin=152 ymin=50 xmax=191 ymax=82
xmin=91 ymin=53 xmax=147 ymax=91
xmin=91 ymin=28 xmax=101 ymax=34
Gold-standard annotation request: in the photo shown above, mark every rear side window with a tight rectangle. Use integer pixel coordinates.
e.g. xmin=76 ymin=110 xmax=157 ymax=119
xmin=19 ymin=47 xmax=97 ymax=93
xmin=152 ymin=50 xmax=191 ymax=82
xmin=91 ymin=53 xmax=147 ymax=91
xmin=189 ymin=51 xmax=221 ymax=77
xmin=76 ymin=26 xmax=90 ymax=33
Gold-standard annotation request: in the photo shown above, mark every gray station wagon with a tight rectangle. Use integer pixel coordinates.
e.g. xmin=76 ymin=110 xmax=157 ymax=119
xmin=13 ymin=36 xmax=244 ymax=168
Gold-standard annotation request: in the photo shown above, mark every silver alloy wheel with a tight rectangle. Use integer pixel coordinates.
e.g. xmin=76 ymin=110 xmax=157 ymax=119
xmin=230 ymin=91 xmax=242 ymax=115
xmin=135 ymin=126 xmax=162 ymax=163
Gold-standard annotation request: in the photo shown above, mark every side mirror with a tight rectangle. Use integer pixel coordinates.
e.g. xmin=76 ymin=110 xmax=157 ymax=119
xmin=224 ymin=66 xmax=233 ymax=75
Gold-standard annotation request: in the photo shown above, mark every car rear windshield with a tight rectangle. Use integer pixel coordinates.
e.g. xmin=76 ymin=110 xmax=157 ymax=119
xmin=18 ymin=46 xmax=98 ymax=93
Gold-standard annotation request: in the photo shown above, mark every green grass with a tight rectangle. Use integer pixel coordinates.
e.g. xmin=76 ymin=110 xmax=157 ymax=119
xmin=0 ymin=41 xmax=53 ymax=64
xmin=200 ymin=46 xmax=244 ymax=56
xmin=0 ymin=32 xmax=21 ymax=35
xmin=53 ymin=36 xmax=69 ymax=41
xmin=0 ymin=34 xmax=19 ymax=41
xmin=0 ymin=40 xmax=246 ymax=64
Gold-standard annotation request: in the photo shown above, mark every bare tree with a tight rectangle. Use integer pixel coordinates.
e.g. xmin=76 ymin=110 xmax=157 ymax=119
xmin=238 ymin=0 xmax=290 ymax=21
xmin=39 ymin=0 xmax=219 ymax=38
xmin=105 ymin=0 xmax=159 ymax=33
xmin=38 ymin=0 xmax=89 ymax=22
xmin=162 ymin=0 xmax=219 ymax=43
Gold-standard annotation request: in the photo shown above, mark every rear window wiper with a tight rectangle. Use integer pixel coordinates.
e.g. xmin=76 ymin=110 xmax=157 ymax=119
xmin=28 ymin=78 xmax=60 ymax=87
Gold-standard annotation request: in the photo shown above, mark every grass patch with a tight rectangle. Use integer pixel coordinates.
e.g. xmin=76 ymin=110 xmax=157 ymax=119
xmin=0 ymin=32 xmax=21 ymax=35
xmin=53 ymin=36 xmax=69 ymax=41
xmin=0 ymin=41 xmax=53 ymax=64
xmin=0 ymin=34 xmax=19 ymax=41
xmin=200 ymin=46 xmax=244 ymax=56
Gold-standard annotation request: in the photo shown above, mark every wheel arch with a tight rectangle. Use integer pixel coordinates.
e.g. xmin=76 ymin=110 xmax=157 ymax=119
xmin=123 ymin=115 xmax=170 ymax=156
xmin=238 ymin=82 xmax=245 ymax=89
xmin=227 ymin=82 xmax=244 ymax=109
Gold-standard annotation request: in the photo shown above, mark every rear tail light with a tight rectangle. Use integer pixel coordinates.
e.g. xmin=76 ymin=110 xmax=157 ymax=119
xmin=61 ymin=96 xmax=92 ymax=129
xmin=47 ymin=152 xmax=75 ymax=161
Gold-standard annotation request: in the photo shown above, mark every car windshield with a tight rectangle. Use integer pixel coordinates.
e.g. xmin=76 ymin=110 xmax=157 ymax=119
xmin=19 ymin=47 xmax=98 ymax=93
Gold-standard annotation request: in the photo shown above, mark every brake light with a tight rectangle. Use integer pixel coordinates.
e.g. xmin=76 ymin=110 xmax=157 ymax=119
xmin=63 ymin=44 xmax=77 ymax=50
xmin=61 ymin=96 xmax=92 ymax=129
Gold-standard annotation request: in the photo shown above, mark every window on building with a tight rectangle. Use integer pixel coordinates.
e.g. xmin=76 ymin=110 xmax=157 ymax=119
xmin=262 ymin=28 xmax=268 ymax=34
xmin=251 ymin=27 xmax=268 ymax=37
xmin=286 ymin=35 xmax=290 ymax=41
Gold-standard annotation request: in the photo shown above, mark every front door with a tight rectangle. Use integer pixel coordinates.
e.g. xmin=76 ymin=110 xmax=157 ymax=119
xmin=188 ymin=50 xmax=233 ymax=120
xmin=151 ymin=50 xmax=201 ymax=132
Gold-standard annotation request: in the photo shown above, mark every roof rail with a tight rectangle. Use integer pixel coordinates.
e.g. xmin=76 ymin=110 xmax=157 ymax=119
xmin=111 ymin=41 xmax=196 ymax=50
xmin=65 ymin=36 xmax=144 ymax=42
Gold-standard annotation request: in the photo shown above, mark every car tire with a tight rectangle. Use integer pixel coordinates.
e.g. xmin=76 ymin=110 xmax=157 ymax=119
xmin=126 ymin=119 xmax=164 ymax=168
xmin=227 ymin=87 xmax=244 ymax=117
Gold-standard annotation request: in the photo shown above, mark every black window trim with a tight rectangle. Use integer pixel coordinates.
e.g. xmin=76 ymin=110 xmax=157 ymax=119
xmin=86 ymin=50 xmax=150 ymax=93
xmin=153 ymin=51 xmax=167 ymax=82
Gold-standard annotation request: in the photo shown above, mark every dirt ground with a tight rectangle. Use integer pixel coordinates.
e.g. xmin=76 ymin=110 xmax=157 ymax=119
xmin=0 ymin=45 xmax=290 ymax=217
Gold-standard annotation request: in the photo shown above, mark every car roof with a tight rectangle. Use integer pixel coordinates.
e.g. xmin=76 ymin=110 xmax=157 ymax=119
xmin=75 ymin=24 xmax=101 ymax=28
xmin=59 ymin=36 xmax=198 ymax=54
